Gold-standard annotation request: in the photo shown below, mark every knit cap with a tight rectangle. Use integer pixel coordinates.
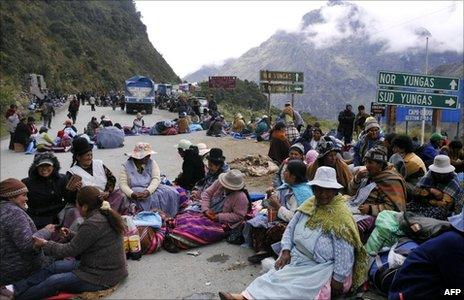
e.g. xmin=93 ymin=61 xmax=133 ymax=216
xmin=0 ymin=178 xmax=28 ymax=198
xmin=364 ymin=117 xmax=380 ymax=131
xmin=364 ymin=145 xmax=388 ymax=163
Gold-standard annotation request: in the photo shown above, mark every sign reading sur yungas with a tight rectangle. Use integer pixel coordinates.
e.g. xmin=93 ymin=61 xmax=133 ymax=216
xmin=260 ymin=71 xmax=304 ymax=83
xmin=378 ymin=71 xmax=460 ymax=92
xmin=260 ymin=82 xmax=304 ymax=94
xmin=208 ymin=76 xmax=237 ymax=89
xmin=376 ymin=89 xmax=459 ymax=109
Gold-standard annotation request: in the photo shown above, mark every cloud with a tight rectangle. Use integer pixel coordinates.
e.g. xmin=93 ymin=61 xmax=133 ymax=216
xmin=300 ymin=1 xmax=463 ymax=53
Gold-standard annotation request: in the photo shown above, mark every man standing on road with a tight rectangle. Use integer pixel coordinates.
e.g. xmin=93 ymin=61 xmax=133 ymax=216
xmin=89 ymin=94 xmax=96 ymax=111
xmin=5 ymin=104 xmax=19 ymax=150
xmin=40 ymin=100 xmax=55 ymax=129
xmin=68 ymin=96 xmax=80 ymax=124
xmin=354 ymin=105 xmax=370 ymax=136
xmin=337 ymin=104 xmax=355 ymax=145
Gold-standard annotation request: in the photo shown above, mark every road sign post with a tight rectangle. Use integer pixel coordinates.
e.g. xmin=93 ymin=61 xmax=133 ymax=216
xmin=260 ymin=70 xmax=304 ymax=119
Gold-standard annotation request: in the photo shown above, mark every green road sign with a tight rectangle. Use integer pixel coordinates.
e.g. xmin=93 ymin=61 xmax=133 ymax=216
xmin=260 ymin=82 xmax=304 ymax=94
xmin=376 ymin=89 xmax=458 ymax=109
xmin=378 ymin=71 xmax=460 ymax=92
xmin=260 ymin=70 xmax=304 ymax=83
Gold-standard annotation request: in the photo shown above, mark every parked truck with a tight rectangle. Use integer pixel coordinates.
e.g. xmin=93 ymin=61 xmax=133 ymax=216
xmin=124 ymin=75 xmax=156 ymax=114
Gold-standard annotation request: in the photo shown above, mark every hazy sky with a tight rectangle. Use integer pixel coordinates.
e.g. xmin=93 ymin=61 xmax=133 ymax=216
xmin=135 ymin=1 xmax=463 ymax=78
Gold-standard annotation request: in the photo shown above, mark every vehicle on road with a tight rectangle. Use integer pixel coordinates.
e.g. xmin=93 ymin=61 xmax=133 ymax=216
xmin=124 ymin=75 xmax=156 ymax=114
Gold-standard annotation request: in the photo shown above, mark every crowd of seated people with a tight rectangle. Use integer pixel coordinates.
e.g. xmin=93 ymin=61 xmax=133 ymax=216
xmin=1 ymin=107 xmax=463 ymax=300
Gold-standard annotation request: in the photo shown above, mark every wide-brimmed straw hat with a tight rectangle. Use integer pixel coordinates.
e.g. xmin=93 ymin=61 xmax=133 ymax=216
xmin=174 ymin=139 xmax=192 ymax=151
xmin=429 ymin=155 xmax=455 ymax=174
xmin=308 ymin=166 xmax=343 ymax=189
xmin=126 ymin=142 xmax=156 ymax=160
xmin=218 ymin=170 xmax=245 ymax=191
xmin=197 ymin=143 xmax=211 ymax=156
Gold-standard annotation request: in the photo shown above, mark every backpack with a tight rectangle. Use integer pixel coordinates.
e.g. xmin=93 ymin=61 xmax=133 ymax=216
xmin=398 ymin=211 xmax=451 ymax=242
xmin=368 ymin=237 xmax=419 ymax=295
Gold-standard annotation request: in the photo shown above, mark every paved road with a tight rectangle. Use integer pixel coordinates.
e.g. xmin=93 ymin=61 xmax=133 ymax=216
xmin=0 ymin=104 xmax=267 ymax=299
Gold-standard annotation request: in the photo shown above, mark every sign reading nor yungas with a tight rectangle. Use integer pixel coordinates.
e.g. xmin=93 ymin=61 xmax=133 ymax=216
xmin=378 ymin=71 xmax=460 ymax=92
xmin=208 ymin=76 xmax=237 ymax=89
xmin=260 ymin=70 xmax=304 ymax=83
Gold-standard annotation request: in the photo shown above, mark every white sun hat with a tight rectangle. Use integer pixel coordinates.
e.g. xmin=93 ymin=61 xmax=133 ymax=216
xmin=308 ymin=166 xmax=343 ymax=189
xmin=429 ymin=155 xmax=455 ymax=174
xmin=126 ymin=142 xmax=156 ymax=160
xmin=174 ymin=139 xmax=192 ymax=150
xmin=197 ymin=143 xmax=210 ymax=156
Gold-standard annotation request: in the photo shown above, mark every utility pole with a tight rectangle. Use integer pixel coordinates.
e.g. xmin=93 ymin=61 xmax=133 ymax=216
xmin=420 ymin=36 xmax=429 ymax=145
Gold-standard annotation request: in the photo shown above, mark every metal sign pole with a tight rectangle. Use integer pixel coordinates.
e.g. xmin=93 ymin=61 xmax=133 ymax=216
xmin=268 ymin=72 xmax=271 ymax=122
xmin=420 ymin=36 xmax=429 ymax=145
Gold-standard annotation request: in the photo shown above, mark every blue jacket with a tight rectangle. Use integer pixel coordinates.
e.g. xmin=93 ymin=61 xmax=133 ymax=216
xmin=421 ymin=142 xmax=439 ymax=167
xmin=389 ymin=230 xmax=464 ymax=300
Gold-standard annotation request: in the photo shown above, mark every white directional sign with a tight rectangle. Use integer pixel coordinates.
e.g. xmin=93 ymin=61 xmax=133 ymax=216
xmin=378 ymin=71 xmax=460 ymax=92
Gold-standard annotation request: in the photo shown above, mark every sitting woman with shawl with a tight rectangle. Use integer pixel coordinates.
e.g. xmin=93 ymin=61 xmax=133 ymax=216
xmin=347 ymin=145 xmax=407 ymax=242
xmin=268 ymin=122 xmax=290 ymax=165
xmin=190 ymin=148 xmax=229 ymax=201
xmin=120 ymin=142 xmax=181 ymax=217
xmin=63 ymin=137 xmax=128 ymax=230
xmin=164 ymin=170 xmax=249 ymax=252
xmin=246 ymin=160 xmax=313 ymax=264
xmin=219 ymin=167 xmax=367 ymax=300
xmin=390 ymin=134 xmax=426 ymax=195
xmin=272 ymin=143 xmax=305 ymax=188
xmin=407 ymin=155 xmax=462 ymax=220
xmin=307 ymin=136 xmax=353 ymax=194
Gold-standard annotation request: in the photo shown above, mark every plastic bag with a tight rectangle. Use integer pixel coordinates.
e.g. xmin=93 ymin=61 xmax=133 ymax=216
xmin=365 ymin=210 xmax=405 ymax=255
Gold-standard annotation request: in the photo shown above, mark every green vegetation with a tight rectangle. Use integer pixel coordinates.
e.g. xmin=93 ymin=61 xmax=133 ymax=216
xmin=197 ymin=79 xmax=268 ymax=111
xmin=0 ymin=0 xmax=180 ymax=95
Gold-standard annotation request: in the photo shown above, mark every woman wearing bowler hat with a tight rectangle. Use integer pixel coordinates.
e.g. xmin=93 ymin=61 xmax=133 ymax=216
xmin=191 ymin=148 xmax=230 ymax=200
xmin=62 ymin=137 xmax=128 ymax=229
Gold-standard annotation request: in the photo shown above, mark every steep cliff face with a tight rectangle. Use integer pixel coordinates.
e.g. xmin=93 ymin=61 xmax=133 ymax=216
xmin=0 ymin=0 xmax=180 ymax=93
xmin=184 ymin=3 xmax=462 ymax=118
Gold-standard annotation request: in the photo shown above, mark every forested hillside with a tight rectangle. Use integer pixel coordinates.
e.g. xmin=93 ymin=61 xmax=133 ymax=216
xmin=0 ymin=0 xmax=180 ymax=95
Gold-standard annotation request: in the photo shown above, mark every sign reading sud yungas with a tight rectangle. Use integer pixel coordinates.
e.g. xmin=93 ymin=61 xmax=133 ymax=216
xmin=208 ymin=76 xmax=237 ymax=89
xmin=378 ymin=71 xmax=460 ymax=92
xmin=376 ymin=89 xmax=459 ymax=109
xmin=260 ymin=82 xmax=304 ymax=94
xmin=260 ymin=71 xmax=304 ymax=83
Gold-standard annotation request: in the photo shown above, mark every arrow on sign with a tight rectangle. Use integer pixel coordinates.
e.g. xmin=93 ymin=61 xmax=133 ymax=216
xmin=445 ymin=98 xmax=456 ymax=106
xmin=449 ymin=80 xmax=457 ymax=90
xmin=294 ymin=86 xmax=302 ymax=91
